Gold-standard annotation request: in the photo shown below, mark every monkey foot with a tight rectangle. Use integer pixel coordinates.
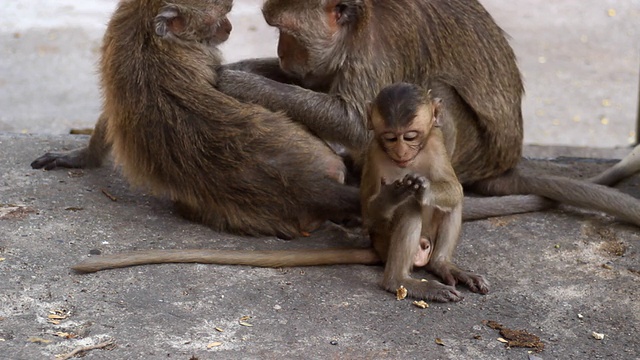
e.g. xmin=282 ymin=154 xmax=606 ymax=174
xmin=385 ymin=278 xmax=463 ymax=302
xmin=31 ymin=151 xmax=85 ymax=170
xmin=427 ymin=262 xmax=490 ymax=295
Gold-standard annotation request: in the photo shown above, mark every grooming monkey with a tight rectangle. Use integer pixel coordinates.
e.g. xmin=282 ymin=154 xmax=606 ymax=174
xmin=215 ymin=0 xmax=640 ymax=225
xmin=43 ymin=0 xmax=367 ymax=239
xmin=361 ymin=83 xmax=487 ymax=302
xmin=73 ymin=84 xmax=483 ymax=303
xmin=32 ymin=0 xmax=640 ymax=225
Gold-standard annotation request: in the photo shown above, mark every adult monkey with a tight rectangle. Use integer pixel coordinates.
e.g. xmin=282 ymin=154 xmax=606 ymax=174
xmin=32 ymin=0 xmax=640 ymax=224
xmin=216 ymin=0 xmax=640 ymax=225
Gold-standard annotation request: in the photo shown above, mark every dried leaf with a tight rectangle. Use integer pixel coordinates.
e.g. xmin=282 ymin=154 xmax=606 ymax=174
xmin=48 ymin=314 xmax=67 ymax=320
xmin=412 ymin=300 xmax=429 ymax=309
xmin=54 ymin=332 xmax=76 ymax=339
xmin=396 ymin=285 xmax=407 ymax=300
xmin=28 ymin=337 xmax=52 ymax=344
xmin=69 ymin=128 xmax=94 ymax=135
xmin=0 ymin=258 xmax=5 ymax=262
xmin=497 ymin=338 xmax=509 ymax=343
xmin=215 ymin=327 xmax=224 ymax=332
xmin=207 ymin=341 xmax=223 ymax=349
xmin=0 ymin=204 xmax=36 ymax=220
xmin=435 ymin=338 xmax=445 ymax=346
xmin=239 ymin=321 xmax=253 ymax=327
xmin=239 ymin=315 xmax=251 ymax=321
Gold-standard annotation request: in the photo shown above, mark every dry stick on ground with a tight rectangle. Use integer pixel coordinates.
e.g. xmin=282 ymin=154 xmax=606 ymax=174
xmin=56 ymin=339 xmax=115 ymax=360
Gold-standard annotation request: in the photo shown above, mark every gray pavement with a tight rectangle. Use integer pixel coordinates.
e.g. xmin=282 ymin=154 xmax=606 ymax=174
xmin=1 ymin=135 xmax=640 ymax=359
xmin=2 ymin=1 xmax=640 ymax=359
xmin=1 ymin=0 xmax=640 ymax=147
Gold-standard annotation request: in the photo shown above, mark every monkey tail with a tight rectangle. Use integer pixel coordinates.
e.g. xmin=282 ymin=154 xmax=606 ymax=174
xmin=589 ymin=144 xmax=640 ymax=186
xmin=474 ymin=170 xmax=640 ymax=226
xmin=462 ymin=195 xmax=554 ymax=221
xmin=72 ymin=248 xmax=381 ymax=273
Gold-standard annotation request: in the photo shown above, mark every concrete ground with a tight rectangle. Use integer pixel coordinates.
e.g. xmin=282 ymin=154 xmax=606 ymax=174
xmin=2 ymin=1 xmax=640 ymax=359
xmin=1 ymin=0 xmax=639 ymax=147
xmin=1 ymin=135 xmax=640 ymax=359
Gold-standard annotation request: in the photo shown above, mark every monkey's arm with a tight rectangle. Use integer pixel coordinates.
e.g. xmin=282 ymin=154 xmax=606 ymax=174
xmin=217 ymin=69 xmax=369 ymax=150
xmin=366 ymin=181 xmax=416 ymax=221
xmin=426 ymin=181 xmax=464 ymax=211
xmin=31 ymin=113 xmax=110 ymax=170
xmin=221 ymin=58 xmax=303 ymax=85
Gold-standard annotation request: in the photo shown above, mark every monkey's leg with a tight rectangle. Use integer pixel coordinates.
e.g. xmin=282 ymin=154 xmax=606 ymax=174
xmin=31 ymin=112 xmax=110 ymax=170
xmin=381 ymin=209 xmax=463 ymax=302
xmin=426 ymin=206 xmax=489 ymax=294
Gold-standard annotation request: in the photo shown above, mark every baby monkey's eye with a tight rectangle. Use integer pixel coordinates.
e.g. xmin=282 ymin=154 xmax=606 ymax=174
xmin=403 ymin=131 xmax=419 ymax=141
xmin=383 ymin=134 xmax=398 ymax=142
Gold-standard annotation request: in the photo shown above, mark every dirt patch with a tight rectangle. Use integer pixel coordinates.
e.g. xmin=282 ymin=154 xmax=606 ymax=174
xmin=584 ymin=222 xmax=627 ymax=257
xmin=0 ymin=204 xmax=36 ymax=220
xmin=483 ymin=320 xmax=544 ymax=352
xmin=600 ymin=240 xmax=627 ymax=257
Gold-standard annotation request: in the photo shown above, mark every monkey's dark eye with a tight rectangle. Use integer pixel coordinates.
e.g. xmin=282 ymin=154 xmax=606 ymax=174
xmin=383 ymin=135 xmax=398 ymax=142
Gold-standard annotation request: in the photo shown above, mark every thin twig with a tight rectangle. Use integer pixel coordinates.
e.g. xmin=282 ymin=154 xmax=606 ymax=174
xmin=56 ymin=339 xmax=115 ymax=360
xmin=101 ymin=189 xmax=118 ymax=202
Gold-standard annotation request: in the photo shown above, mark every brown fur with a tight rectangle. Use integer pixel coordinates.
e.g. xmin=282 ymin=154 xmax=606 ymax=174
xmin=53 ymin=0 xmax=360 ymax=239
xmin=361 ymin=83 xmax=487 ymax=302
xmin=218 ymin=0 xmax=640 ymax=226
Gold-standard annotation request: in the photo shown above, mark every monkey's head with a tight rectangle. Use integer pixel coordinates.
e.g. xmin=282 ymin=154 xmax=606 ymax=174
xmin=368 ymin=83 xmax=442 ymax=168
xmin=153 ymin=0 xmax=233 ymax=47
xmin=262 ymin=0 xmax=367 ymax=84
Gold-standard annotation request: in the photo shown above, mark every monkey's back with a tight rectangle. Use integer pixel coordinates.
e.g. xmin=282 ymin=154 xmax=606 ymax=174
xmin=337 ymin=0 xmax=524 ymax=182
xmin=99 ymin=0 xmax=349 ymax=237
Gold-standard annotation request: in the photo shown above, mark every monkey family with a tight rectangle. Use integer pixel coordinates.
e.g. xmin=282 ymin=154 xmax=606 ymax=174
xmin=33 ymin=0 xmax=640 ymax=301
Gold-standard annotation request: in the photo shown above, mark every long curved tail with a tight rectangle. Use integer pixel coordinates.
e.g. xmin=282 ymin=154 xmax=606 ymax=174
xmin=473 ymin=170 xmax=640 ymax=226
xmin=589 ymin=144 xmax=640 ymax=186
xmin=462 ymin=195 xmax=554 ymax=220
xmin=72 ymin=248 xmax=381 ymax=273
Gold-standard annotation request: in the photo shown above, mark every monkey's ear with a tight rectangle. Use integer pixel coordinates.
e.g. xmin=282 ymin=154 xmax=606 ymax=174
xmin=432 ymin=98 xmax=444 ymax=128
xmin=327 ymin=0 xmax=364 ymax=27
xmin=154 ymin=5 xmax=185 ymax=37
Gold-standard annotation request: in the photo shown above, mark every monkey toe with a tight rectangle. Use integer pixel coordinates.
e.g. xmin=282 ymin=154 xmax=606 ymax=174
xmin=430 ymin=285 xmax=464 ymax=303
xmin=456 ymin=272 xmax=490 ymax=294
xmin=30 ymin=154 xmax=56 ymax=169
xmin=32 ymin=153 xmax=81 ymax=170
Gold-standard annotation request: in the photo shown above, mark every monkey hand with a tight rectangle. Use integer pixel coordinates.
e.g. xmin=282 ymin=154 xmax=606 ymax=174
xmin=398 ymin=174 xmax=430 ymax=204
xmin=378 ymin=176 xmax=417 ymax=205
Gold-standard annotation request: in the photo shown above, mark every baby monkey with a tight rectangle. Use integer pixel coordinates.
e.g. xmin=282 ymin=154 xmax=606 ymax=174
xmin=361 ymin=83 xmax=489 ymax=302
